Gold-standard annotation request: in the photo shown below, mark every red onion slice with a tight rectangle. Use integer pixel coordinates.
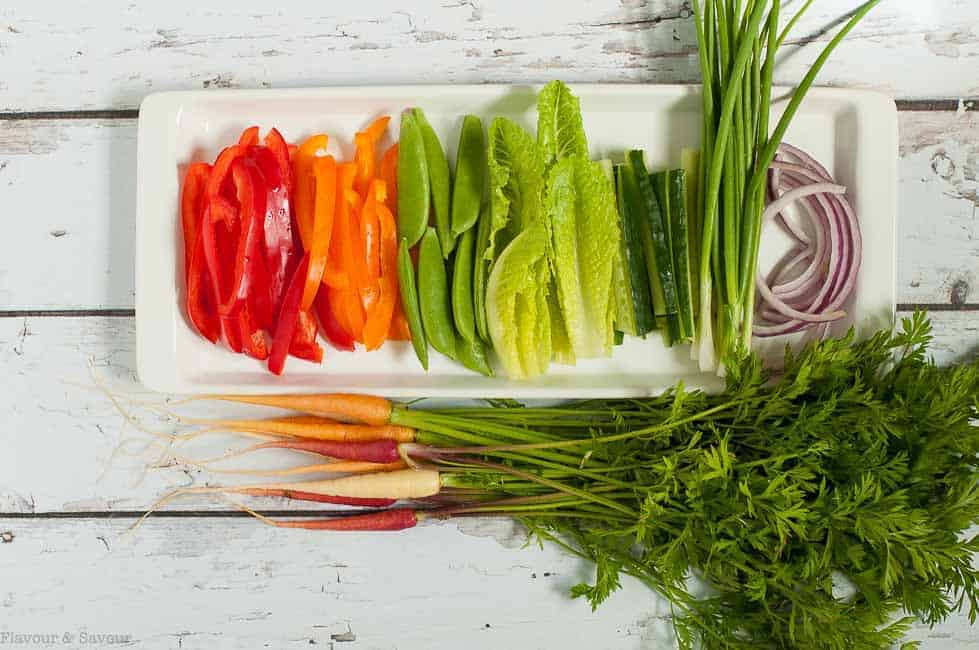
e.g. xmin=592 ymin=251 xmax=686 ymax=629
xmin=753 ymin=144 xmax=862 ymax=339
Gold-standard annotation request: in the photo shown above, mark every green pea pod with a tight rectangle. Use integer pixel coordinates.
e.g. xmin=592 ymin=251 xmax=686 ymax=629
xmin=451 ymin=115 xmax=486 ymax=237
xmin=397 ymin=238 xmax=429 ymax=370
xmin=413 ymin=108 xmax=454 ymax=257
xmin=473 ymin=203 xmax=492 ymax=344
xmin=451 ymin=226 xmax=476 ymax=345
xmin=455 ymin=335 xmax=493 ymax=377
xmin=397 ymin=112 xmax=429 ymax=248
xmin=418 ymin=227 xmax=456 ymax=359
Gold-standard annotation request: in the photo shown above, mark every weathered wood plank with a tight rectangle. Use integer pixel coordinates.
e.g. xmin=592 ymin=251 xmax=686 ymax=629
xmin=0 ymin=516 xmax=972 ymax=649
xmin=0 ymin=312 xmax=975 ymax=516
xmin=0 ymin=1 xmax=977 ymax=112
xmin=2 ymin=111 xmax=977 ymax=309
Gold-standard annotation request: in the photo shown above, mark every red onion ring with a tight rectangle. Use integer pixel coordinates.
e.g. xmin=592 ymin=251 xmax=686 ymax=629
xmin=753 ymin=144 xmax=862 ymax=338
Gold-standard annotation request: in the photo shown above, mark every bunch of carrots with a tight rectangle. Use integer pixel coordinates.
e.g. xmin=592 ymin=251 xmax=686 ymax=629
xmin=181 ymin=120 xmax=409 ymax=375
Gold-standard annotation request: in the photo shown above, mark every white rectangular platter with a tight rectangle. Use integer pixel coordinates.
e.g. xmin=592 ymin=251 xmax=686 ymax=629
xmin=136 ymin=84 xmax=897 ymax=397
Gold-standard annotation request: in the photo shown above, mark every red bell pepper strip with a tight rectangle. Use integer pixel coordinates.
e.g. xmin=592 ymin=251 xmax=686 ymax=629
xmin=238 ymin=301 xmax=269 ymax=361
xmin=264 ymin=128 xmax=293 ymax=195
xmin=185 ymin=200 xmax=221 ymax=345
xmin=207 ymin=145 xmax=242 ymax=226
xmin=314 ymin=289 xmax=355 ymax=351
xmin=247 ymin=145 xmax=293 ymax=313
xmin=379 ymin=143 xmax=398 ymax=215
xmin=292 ymin=134 xmax=329 ymax=250
xmin=215 ymin=158 xmax=268 ymax=317
xmin=363 ymin=182 xmax=398 ymax=351
xmin=181 ymin=162 xmax=211 ymax=281
xmin=288 ymin=310 xmax=323 ymax=363
xmin=300 ymin=155 xmax=337 ymax=311
xmin=238 ymin=126 xmax=260 ymax=151
xmin=202 ymin=199 xmax=244 ymax=353
xmin=269 ymin=254 xmax=310 ymax=375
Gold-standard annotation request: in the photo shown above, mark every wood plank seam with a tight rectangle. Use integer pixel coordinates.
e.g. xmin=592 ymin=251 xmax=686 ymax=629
xmin=0 ymin=100 xmax=974 ymax=123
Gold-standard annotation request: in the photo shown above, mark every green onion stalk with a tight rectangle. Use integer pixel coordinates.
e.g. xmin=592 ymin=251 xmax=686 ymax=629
xmin=691 ymin=0 xmax=882 ymax=365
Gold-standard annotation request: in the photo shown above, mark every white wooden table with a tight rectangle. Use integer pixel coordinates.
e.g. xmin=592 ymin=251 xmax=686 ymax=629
xmin=1 ymin=2 xmax=977 ymax=647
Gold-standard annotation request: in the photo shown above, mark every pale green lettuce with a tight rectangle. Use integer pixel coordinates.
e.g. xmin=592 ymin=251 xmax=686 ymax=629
xmin=546 ymin=157 xmax=620 ymax=360
xmin=486 ymin=221 xmax=552 ymax=379
xmin=537 ymin=80 xmax=588 ymax=167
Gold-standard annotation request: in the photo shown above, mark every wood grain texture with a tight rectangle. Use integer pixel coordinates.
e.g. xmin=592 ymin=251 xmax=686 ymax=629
xmin=0 ymin=516 xmax=972 ymax=650
xmin=2 ymin=112 xmax=977 ymax=309
xmin=0 ymin=1 xmax=977 ymax=112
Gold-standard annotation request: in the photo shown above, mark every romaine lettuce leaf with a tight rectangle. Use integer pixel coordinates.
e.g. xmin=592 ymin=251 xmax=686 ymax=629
xmin=537 ymin=80 xmax=588 ymax=168
xmin=546 ymin=156 xmax=620 ymax=359
xmin=485 ymin=220 xmax=552 ymax=379
xmin=485 ymin=117 xmax=545 ymax=272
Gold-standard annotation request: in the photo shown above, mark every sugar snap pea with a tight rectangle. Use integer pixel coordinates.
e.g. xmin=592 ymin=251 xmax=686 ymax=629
xmin=473 ymin=203 xmax=492 ymax=343
xmin=455 ymin=335 xmax=493 ymax=377
xmin=412 ymin=108 xmax=454 ymax=257
xmin=451 ymin=226 xmax=477 ymax=345
xmin=396 ymin=111 xmax=429 ymax=248
xmin=418 ymin=227 xmax=456 ymax=359
xmin=397 ymin=238 xmax=429 ymax=370
xmin=450 ymin=115 xmax=486 ymax=237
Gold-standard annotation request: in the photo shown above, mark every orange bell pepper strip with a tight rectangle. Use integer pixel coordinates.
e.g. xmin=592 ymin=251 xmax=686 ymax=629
xmin=353 ymin=116 xmax=390 ymax=197
xmin=360 ymin=188 xmax=382 ymax=304
xmin=362 ymin=182 xmax=398 ymax=350
xmin=379 ymin=143 xmax=398 ymax=215
xmin=300 ymin=155 xmax=337 ymax=311
xmin=388 ymin=305 xmax=412 ymax=341
xmin=322 ymin=163 xmax=354 ymax=291
xmin=364 ymin=115 xmax=391 ymax=142
xmin=292 ymin=134 xmax=329 ymax=249
xmin=343 ymin=187 xmax=370 ymax=297
xmin=338 ymin=286 xmax=366 ymax=343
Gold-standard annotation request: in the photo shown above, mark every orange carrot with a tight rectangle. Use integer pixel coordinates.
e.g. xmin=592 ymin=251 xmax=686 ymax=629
xmin=181 ymin=394 xmax=396 ymax=426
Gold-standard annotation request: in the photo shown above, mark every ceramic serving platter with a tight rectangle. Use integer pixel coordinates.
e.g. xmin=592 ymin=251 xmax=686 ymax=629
xmin=135 ymin=84 xmax=896 ymax=396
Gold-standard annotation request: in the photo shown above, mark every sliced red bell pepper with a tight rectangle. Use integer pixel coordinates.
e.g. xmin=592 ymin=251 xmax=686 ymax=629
xmin=238 ymin=301 xmax=269 ymax=361
xmin=269 ymin=254 xmax=310 ymax=375
xmin=202 ymin=198 xmax=244 ymax=352
xmin=207 ymin=145 xmax=242 ymax=226
xmin=289 ymin=310 xmax=323 ymax=363
xmin=186 ymin=208 xmax=221 ymax=344
xmin=314 ymin=289 xmax=355 ymax=351
xmin=264 ymin=128 xmax=293 ymax=195
xmin=247 ymin=145 xmax=293 ymax=314
xmin=292 ymin=134 xmax=329 ymax=250
xmin=238 ymin=126 xmax=260 ymax=151
xmin=216 ymin=158 xmax=268 ymax=317
xmin=300 ymin=155 xmax=337 ymax=312
xmin=181 ymin=162 xmax=211 ymax=281
xmin=379 ymin=142 xmax=398 ymax=215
